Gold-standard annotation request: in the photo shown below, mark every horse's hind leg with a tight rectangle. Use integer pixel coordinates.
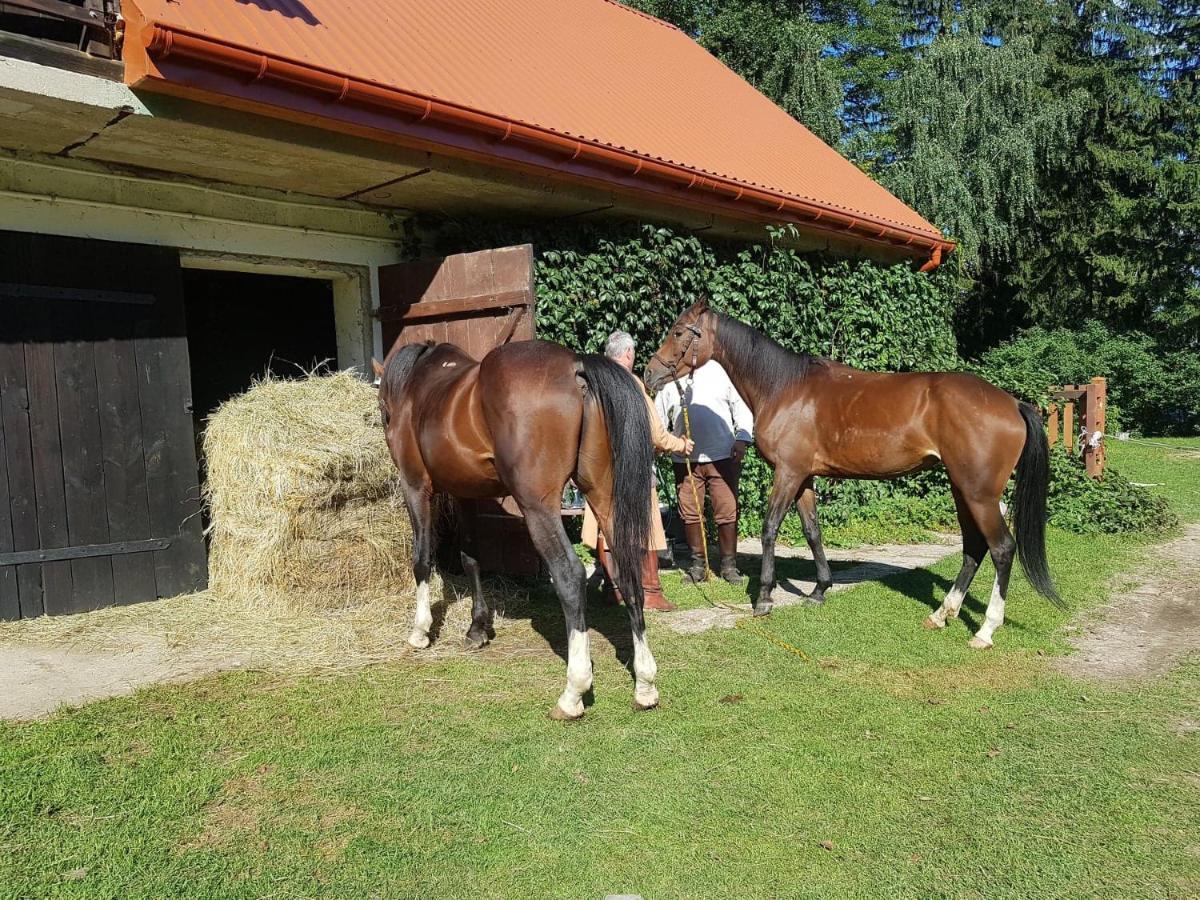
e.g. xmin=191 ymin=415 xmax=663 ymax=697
xmin=796 ymin=481 xmax=834 ymax=605
xmin=961 ymin=497 xmax=1016 ymax=650
xmin=924 ymin=486 xmax=988 ymax=631
xmin=402 ymin=482 xmax=435 ymax=649
xmin=461 ymin=550 xmax=492 ymax=650
xmin=455 ymin=502 xmax=492 ymax=650
xmin=520 ymin=500 xmax=592 ymax=719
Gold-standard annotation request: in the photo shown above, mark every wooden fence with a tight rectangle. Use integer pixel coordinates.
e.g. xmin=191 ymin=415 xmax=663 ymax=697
xmin=1046 ymin=377 xmax=1107 ymax=478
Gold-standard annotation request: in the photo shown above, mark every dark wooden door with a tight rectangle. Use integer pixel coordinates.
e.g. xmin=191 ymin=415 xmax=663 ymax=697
xmin=0 ymin=231 xmax=207 ymax=620
xmin=377 ymin=244 xmax=535 ymax=357
xmin=377 ymin=244 xmax=542 ymax=576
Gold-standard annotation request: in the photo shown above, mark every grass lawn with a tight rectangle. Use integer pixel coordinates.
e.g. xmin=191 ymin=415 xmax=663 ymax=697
xmin=1 ymin=441 xmax=1197 ymax=898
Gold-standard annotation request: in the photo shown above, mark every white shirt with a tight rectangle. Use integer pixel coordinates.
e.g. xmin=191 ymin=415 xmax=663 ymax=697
xmin=654 ymin=361 xmax=754 ymax=463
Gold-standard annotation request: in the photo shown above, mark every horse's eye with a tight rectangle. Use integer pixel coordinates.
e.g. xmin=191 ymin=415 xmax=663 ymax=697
xmin=674 ymin=330 xmax=682 ymax=337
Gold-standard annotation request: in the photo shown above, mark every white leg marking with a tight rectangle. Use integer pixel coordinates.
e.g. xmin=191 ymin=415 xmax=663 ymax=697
xmin=927 ymin=584 xmax=965 ymax=628
xmin=632 ymin=632 xmax=659 ymax=709
xmin=555 ymin=628 xmax=592 ymax=718
xmin=970 ymin=576 xmax=1005 ymax=648
xmin=408 ymin=580 xmax=432 ymax=649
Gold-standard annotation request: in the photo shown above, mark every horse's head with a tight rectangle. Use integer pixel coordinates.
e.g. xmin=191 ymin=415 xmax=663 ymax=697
xmin=644 ymin=297 xmax=716 ymax=391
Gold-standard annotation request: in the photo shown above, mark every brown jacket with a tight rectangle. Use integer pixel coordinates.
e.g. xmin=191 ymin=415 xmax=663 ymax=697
xmin=582 ymin=377 xmax=686 ymax=551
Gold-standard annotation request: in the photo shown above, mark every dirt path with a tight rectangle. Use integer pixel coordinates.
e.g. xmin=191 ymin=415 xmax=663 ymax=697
xmin=0 ymin=642 xmax=253 ymax=722
xmin=1056 ymin=524 xmax=1200 ymax=681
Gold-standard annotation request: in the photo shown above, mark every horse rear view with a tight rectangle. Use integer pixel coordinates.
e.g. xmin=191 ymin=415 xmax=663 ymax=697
xmin=375 ymin=339 xmax=658 ymax=719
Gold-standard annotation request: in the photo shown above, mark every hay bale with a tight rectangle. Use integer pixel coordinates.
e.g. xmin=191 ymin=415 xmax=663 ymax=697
xmin=203 ymin=372 xmax=413 ymax=612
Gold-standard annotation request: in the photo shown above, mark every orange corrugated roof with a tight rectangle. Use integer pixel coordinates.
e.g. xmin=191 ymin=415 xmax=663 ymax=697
xmin=121 ymin=0 xmax=950 ymax=260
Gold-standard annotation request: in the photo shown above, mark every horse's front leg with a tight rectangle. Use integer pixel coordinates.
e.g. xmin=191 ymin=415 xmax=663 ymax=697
xmin=796 ymin=480 xmax=833 ymax=605
xmin=757 ymin=470 xmax=803 ymax=616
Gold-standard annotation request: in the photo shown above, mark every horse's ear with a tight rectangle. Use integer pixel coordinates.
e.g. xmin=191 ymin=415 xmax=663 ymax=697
xmin=371 ymin=358 xmax=385 ymax=379
xmin=693 ymin=295 xmax=710 ymax=313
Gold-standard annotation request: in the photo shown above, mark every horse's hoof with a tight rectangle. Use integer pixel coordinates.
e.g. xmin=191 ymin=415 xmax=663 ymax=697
xmin=464 ymin=632 xmax=490 ymax=651
xmin=753 ymin=602 xmax=773 ymax=618
xmin=632 ymin=688 xmax=660 ymax=711
xmin=923 ymin=615 xmax=945 ymax=630
xmin=408 ymin=632 xmax=430 ymax=650
xmin=548 ymin=702 xmax=584 ymax=722
xmin=804 ymin=591 xmax=826 ymax=607
xmin=968 ymin=636 xmax=993 ymax=650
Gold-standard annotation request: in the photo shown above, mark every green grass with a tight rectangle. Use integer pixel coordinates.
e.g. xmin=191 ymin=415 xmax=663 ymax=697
xmin=1107 ymin=435 xmax=1200 ymax=521
xmin=2 ymin=444 xmax=1197 ymax=899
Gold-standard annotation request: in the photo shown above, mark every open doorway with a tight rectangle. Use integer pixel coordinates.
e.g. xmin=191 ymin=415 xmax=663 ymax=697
xmin=183 ymin=268 xmax=339 ymax=424
xmin=182 ymin=268 xmax=341 ymax=532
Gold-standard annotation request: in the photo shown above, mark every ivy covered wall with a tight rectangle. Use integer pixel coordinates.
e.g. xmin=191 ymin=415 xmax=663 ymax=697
xmin=425 ymin=218 xmax=960 ymax=544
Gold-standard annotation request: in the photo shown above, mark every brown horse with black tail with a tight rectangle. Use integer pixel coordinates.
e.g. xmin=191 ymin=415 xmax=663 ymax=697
xmin=645 ymin=299 xmax=1063 ymax=649
xmin=374 ymin=339 xmax=659 ymax=719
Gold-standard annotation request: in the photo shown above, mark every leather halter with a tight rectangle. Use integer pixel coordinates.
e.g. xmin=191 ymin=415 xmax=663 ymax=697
xmin=650 ymin=322 xmax=703 ymax=377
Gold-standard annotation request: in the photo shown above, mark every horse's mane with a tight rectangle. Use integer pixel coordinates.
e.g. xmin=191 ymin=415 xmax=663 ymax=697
xmin=712 ymin=312 xmax=825 ymax=393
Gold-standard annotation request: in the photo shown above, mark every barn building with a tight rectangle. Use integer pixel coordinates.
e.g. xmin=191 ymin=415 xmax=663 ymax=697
xmin=0 ymin=0 xmax=951 ymax=619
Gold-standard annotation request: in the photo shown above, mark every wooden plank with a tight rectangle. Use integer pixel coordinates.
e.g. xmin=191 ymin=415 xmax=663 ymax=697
xmin=133 ymin=254 xmax=207 ymax=598
xmin=1063 ymin=402 xmax=1075 ymax=454
xmin=1047 ymin=403 xmax=1059 ymax=447
xmin=93 ymin=305 xmax=158 ymax=605
xmin=22 ymin=303 xmax=73 ymax=614
xmin=0 ymin=32 xmax=123 ymax=81
xmin=0 ymin=283 xmax=156 ymax=305
xmin=1085 ymin=377 xmax=1107 ymax=478
xmin=54 ymin=309 xmax=116 ymax=612
xmin=0 ymin=0 xmax=108 ymax=29
xmin=0 ymin=390 xmax=16 ymax=620
xmin=374 ymin=289 xmax=530 ymax=323
xmin=0 ymin=538 xmax=169 ymax=567
xmin=0 ymin=279 xmax=44 ymax=619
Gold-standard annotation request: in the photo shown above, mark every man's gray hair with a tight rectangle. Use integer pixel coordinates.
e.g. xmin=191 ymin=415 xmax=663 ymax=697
xmin=605 ymin=330 xmax=635 ymax=360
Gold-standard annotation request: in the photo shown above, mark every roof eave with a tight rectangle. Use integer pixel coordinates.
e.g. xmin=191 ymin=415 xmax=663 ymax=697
xmin=123 ymin=15 xmax=954 ymax=267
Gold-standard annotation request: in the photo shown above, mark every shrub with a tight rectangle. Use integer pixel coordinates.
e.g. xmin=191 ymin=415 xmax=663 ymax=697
xmin=973 ymin=321 xmax=1200 ymax=436
xmin=1044 ymin=448 xmax=1178 ymax=535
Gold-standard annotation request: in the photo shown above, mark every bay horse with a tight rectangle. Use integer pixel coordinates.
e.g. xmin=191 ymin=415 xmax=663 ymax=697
xmin=374 ymin=339 xmax=660 ymax=719
xmin=644 ymin=299 xmax=1062 ymax=649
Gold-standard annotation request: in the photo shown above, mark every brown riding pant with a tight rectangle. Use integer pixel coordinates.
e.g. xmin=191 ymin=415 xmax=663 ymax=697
xmin=673 ymin=458 xmax=741 ymax=526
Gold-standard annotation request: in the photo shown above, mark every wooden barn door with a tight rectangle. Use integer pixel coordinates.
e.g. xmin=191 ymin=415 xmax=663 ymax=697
xmin=377 ymin=244 xmax=535 ymax=356
xmin=0 ymin=231 xmax=207 ymax=620
xmin=377 ymin=244 xmax=542 ymax=576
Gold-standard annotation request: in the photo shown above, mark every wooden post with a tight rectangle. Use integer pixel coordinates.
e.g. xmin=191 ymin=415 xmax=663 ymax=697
xmin=1063 ymin=400 xmax=1075 ymax=454
xmin=1047 ymin=403 xmax=1060 ymax=446
xmin=1085 ymin=377 xmax=1107 ymax=478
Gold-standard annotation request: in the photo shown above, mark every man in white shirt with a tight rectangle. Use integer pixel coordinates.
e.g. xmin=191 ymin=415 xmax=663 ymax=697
xmin=654 ymin=360 xmax=754 ymax=584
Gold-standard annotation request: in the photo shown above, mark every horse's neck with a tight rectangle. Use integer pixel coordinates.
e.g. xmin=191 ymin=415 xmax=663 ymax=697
xmin=707 ymin=321 xmax=782 ymax=414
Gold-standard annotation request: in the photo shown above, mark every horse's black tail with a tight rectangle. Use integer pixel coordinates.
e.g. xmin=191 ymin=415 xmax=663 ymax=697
xmin=577 ymin=356 xmax=653 ymax=608
xmin=1013 ymin=402 xmax=1064 ymax=608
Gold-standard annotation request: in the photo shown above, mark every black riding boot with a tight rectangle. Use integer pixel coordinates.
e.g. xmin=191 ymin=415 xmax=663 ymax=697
xmin=682 ymin=522 xmax=709 ymax=583
xmin=718 ymin=523 xmax=743 ymax=585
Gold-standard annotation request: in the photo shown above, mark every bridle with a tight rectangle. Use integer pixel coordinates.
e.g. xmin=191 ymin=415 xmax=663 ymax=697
xmin=650 ymin=321 xmax=703 ymax=379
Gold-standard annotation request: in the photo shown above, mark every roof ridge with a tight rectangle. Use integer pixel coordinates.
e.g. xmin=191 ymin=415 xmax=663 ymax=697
xmin=599 ymin=0 xmax=683 ymax=34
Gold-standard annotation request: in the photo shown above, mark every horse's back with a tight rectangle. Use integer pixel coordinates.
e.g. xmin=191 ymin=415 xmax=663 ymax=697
xmin=802 ymin=367 xmax=1024 ymax=479
xmin=478 ymin=340 xmax=583 ymax=419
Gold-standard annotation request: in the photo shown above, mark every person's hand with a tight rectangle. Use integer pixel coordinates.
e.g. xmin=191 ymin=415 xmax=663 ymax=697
xmin=730 ymin=440 xmax=749 ymax=462
xmin=682 ymin=437 xmax=696 ymax=455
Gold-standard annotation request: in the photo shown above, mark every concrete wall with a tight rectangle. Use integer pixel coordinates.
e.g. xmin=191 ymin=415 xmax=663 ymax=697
xmin=0 ymin=152 xmax=402 ymax=372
